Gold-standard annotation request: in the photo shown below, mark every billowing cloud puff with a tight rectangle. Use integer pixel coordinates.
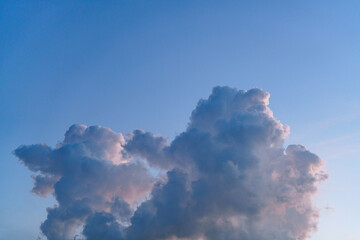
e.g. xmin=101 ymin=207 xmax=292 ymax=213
xmin=15 ymin=125 xmax=154 ymax=240
xmin=14 ymin=86 xmax=327 ymax=240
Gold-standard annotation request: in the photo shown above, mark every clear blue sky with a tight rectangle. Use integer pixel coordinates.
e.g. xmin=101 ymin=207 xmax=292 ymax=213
xmin=1 ymin=1 xmax=360 ymax=239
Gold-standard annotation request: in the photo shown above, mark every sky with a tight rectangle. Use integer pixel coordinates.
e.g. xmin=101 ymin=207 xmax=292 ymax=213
xmin=1 ymin=1 xmax=360 ymax=239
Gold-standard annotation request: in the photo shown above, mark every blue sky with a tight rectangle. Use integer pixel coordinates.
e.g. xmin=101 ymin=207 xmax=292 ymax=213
xmin=1 ymin=1 xmax=360 ymax=239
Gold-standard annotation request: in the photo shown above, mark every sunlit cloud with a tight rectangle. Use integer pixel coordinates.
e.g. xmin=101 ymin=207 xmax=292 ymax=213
xmin=15 ymin=86 xmax=327 ymax=240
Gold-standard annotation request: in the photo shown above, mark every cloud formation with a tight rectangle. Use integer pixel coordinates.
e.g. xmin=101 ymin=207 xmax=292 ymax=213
xmin=14 ymin=87 xmax=327 ymax=240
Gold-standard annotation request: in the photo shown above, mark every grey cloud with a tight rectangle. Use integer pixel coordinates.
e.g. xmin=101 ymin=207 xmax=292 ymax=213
xmin=83 ymin=212 xmax=125 ymax=240
xmin=124 ymin=130 xmax=171 ymax=169
xmin=122 ymin=87 xmax=326 ymax=240
xmin=31 ymin=174 xmax=59 ymax=196
xmin=15 ymin=86 xmax=327 ymax=240
xmin=15 ymin=125 xmax=155 ymax=240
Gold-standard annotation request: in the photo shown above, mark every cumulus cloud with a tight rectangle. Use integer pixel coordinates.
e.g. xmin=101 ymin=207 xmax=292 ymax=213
xmin=14 ymin=86 xmax=327 ymax=240
xmin=15 ymin=125 xmax=154 ymax=240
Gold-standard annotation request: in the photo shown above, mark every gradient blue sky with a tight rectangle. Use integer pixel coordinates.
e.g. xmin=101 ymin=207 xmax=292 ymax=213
xmin=1 ymin=1 xmax=360 ymax=239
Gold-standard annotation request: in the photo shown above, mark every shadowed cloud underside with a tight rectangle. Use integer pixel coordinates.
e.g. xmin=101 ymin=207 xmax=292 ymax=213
xmin=14 ymin=86 xmax=327 ymax=240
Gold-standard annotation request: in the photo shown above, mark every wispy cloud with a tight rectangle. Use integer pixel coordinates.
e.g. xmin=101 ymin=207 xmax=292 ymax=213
xmin=288 ymin=113 xmax=360 ymax=144
xmin=314 ymin=130 xmax=360 ymax=147
xmin=342 ymin=229 xmax=360 ymax=240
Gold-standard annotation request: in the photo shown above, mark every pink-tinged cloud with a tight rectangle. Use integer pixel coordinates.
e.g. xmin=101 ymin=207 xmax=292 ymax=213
xmin=15 ymin=86 xmax=327 ymax=240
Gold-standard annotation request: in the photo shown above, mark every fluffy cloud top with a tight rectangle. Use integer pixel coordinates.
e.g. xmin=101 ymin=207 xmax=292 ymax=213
xmin=14 ymin=86 xmax=327 ymax=240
